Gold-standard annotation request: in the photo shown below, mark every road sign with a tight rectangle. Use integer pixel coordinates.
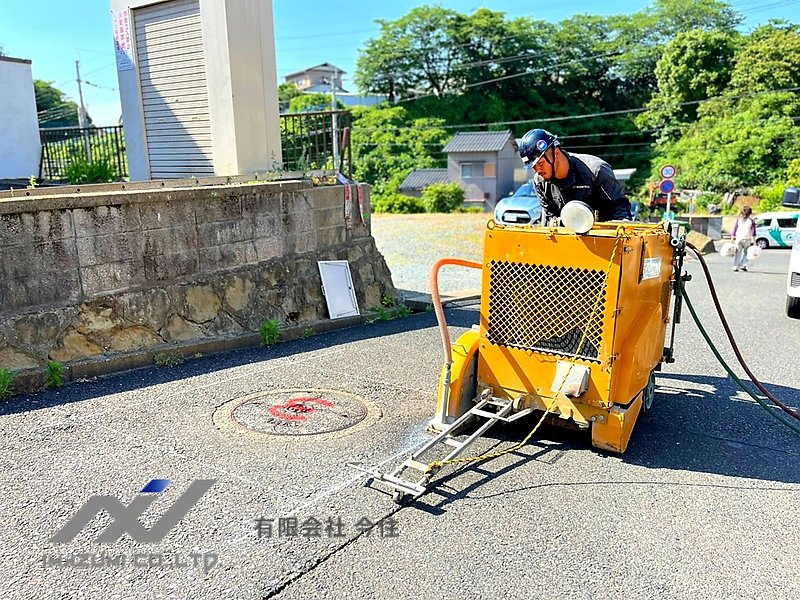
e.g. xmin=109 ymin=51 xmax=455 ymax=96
xmin=660 ymin=164 xmax=676 ymax=179
xmin=659 ymin=179 xmax=675 ymax=194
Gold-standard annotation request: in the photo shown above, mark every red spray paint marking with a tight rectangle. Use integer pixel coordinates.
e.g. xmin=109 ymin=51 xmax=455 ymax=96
xmin=268 ymin=397 xmax=334 ymax=422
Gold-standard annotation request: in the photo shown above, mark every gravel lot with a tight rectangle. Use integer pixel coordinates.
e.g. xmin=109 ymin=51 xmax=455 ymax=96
xmin=371 ymin=212 xmax=486 ymax=296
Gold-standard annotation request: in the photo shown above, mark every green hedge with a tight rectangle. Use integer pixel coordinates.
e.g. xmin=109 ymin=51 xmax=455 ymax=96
xmin=372 ymin=193 xmax=426 ymax=214
xmin=421 ymin=182 xmax=464 ymax=213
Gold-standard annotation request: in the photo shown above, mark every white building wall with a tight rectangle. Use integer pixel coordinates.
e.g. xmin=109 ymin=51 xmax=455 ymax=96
xmin=112 ymin=0 xmax=282 ymax=180
xmin=448 ymin=151 xmax=497 ymax=203
xmin=497 ymin=143 xmax=519 ymax=199
xmin=0 ymin=57 xmax=41 ymax=179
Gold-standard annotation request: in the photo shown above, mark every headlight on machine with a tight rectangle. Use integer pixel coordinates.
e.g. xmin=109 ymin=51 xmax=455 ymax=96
xmin=560 ymin=201 xmax=595 ymax=234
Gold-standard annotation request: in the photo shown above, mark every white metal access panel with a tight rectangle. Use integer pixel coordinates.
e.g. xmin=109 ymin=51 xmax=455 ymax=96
xmin=134 ymin=0 xmax=214 ymax=178
xmin=318 ymin=261 xmax=360 ymax=319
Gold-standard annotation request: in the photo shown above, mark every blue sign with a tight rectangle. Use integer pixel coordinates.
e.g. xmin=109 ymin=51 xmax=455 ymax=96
xmin=659 ymin=179 xmax=675 ymax=194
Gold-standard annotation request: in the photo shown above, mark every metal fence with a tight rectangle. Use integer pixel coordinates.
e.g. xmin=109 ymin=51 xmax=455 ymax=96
xmin=38 ymin=110 xmax=352 ymax=182
xmin=40 ymin=126 xmax=128 ymax=181
xmin=280 ymin=110 xmax=352 ymax=177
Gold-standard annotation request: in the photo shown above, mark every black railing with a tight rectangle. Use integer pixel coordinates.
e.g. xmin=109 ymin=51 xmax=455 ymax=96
xmin=40 ymin=126 xmax=128 ymax=181
xmin=280 ymin=110 xmax=352 ymax=177
xmin=39 ymin=112 xmax=352 ymax=182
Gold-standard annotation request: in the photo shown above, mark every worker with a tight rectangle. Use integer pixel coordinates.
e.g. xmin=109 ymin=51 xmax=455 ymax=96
xmin=518 ymin=128 xmax=632 ymax=222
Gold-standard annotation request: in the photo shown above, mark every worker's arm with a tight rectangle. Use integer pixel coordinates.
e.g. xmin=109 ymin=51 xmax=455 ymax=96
xmin=533 ymin=179 xmax=559 ymax=222
xmin=595 ymin=163 xmax=632 ymax=220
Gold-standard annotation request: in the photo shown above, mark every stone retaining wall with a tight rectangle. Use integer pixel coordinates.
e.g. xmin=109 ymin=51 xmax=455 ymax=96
xmin=0 ymin=179 xmax=395 ymax=376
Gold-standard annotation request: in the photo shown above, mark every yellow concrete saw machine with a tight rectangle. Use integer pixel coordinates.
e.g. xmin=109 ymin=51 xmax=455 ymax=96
xmin=351 ymin=202 xmax=689 ymax=504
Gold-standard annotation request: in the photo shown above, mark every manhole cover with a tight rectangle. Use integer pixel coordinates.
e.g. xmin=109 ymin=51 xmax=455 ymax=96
xmin=222 ymin=388 xmax=378 ymax=438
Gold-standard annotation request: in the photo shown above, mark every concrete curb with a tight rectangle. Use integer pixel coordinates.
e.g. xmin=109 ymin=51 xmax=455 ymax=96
xmin=7 ymin=312 xmax=371 ymax=395
xmin=401 ymin=290 xmax=481 ymax=311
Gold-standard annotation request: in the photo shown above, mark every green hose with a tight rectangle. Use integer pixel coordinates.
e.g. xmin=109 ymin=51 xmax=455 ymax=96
xmin=678 ymin=280 xmax=800 ymax=436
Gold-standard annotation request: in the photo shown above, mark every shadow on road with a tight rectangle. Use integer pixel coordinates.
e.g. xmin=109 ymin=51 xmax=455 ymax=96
xmin=403 ymin=372 xmax=800 ymax=513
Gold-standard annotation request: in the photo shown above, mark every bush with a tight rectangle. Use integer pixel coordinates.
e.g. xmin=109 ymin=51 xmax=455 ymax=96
xmin=64 ymin=158 xmax=116 ymax=184
xmin=721 ymin=202 xmax=740 ymax=216
xmin=786 ymin=158 xmax=800 ymax=184
xmin=694 ymin=192 xmax=722 ymax=211
xmin=372 ymin=193 xmax=426 ymax=214
xmin=755 ymin=183 xmax=787 ymax=212
xmin=421 ymin=182 xmax=465 ymax=213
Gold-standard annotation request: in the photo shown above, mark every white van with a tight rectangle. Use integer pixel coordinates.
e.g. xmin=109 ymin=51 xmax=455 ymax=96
xmin=788 ymin=229 xmax=800 ymax=318
xmin=754 ymin=211 xmax=799 ymax=249
xmin=781 ymin=190 xmax=800 ymax=318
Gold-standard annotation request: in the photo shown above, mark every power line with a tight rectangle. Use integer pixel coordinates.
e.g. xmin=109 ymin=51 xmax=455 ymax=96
xmin=276 ymin=28 xmax=377 ymax=42
xmin=464 ymin=50 xmax=622 ymax=89
xmin=737 ymin=0 xmax=799 ymax=14
xmin=356 ymin=85 xmax=800 ymax=132
xmin=394 ymin=49 xmax=645 ymax=103
xmin=83 ymin=80 xmax=117 ymax=92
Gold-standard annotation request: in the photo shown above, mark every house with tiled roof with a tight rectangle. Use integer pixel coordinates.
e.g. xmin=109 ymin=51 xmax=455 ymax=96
xmin=443 ymin=130 xmax=518 ymax=206
xmin=398 ymin=168 xmax=449 ymax=197
xmin=400 ymin=130 xmax=518 ymax=208
xmin=284 ymin=62 xmax=386 ymax=109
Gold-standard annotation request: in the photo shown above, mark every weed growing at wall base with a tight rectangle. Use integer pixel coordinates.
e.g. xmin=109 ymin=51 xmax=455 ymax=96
xmin=153 ymin=352 xmax=185 ymax=367
xmin=259 ymin=319 xmax=282 ymax=346
xmin=368 ymin=297 xmax=413 ymax=322
xmin=0 ymin=369 xmax=15 ymax=399
xmin=46 ymin=361 xmax=65 ymax=389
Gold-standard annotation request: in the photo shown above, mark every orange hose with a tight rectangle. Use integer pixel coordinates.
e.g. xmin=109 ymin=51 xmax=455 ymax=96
xmin=429 ymin=258 xmax=482 ymax=364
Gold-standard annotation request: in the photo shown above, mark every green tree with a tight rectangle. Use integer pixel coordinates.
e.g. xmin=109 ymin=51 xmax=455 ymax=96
xmin=540 ymin=14 xmax=626 ymax=115
xmin=728 ymin=22 xmax=800 ymax=94
xmin=355 ymin=5 xmax=461 ymax=100
xmin=288 ymin=93 xmax=344 ymax=113
xmin=640 ymin=21 xmax=800 ymax=193
xmin=638 ymin=30 xmax=737 ymax=141
xmin=34 ymin=80 xmax=81 ymax=128
xmin=609 ymin=0 xmax=741 ymax=105
xmin=278 ymin=82 xmax=302 ymax=113
xmin=449 ymin=9 xmax=548 ymax=89
xmin=350 ymin=104 xmax=449 ymax=198
xmin=652 ymin=92 xmax=800 ymax=191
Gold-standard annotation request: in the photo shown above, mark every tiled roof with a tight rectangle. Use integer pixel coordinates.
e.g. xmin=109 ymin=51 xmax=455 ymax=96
xmin=443 ymin=131 xmax=515 ymax=153
xmin=284 ymin=62 xmax=346 ymax=79
xmin=398 ymin=169 xmax=449 ymax=191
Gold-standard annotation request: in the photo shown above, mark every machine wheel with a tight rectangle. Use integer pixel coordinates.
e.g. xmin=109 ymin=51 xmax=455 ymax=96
xmin=641 ymin=370 xmax=656 ymax=413
xmin=788 ymin=295 xmax=800 ymax=319
xmin=756 ymin=238 xmax=769 ymax=250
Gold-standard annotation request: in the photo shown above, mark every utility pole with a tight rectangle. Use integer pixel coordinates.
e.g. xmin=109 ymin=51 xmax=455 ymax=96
xmin=330 ymin=68 xmax=339 ymax=172
xmin=75 ymin=59 xmax=92 ymax=162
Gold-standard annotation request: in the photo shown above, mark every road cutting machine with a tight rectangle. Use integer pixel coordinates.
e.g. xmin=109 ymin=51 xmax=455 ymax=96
xmin=351 ymin=202 xmax=689 ymax=504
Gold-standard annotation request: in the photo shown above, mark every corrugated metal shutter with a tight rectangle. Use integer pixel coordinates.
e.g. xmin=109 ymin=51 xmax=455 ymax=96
xmin=134 ymin=0 xmax=214 ymax=178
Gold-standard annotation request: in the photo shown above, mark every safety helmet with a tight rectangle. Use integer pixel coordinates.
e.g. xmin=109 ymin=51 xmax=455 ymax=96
xmin=519 ymin=128 xmax=560 ymax=171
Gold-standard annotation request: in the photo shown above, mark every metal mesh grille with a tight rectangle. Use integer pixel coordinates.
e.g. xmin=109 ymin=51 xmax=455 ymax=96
xmin=487 ymin=261 xmax=608 ymax=361
xmin=791 ymin=272 xmax=800 ymax=288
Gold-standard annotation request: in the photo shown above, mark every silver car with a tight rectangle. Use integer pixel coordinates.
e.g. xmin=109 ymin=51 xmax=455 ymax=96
xmin=494 ymin=182 xmax=543 ymax=225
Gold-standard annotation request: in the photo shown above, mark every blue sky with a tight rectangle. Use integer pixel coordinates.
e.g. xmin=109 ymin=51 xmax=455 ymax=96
xmin=1 ymin=0 xmax=797 ymax=125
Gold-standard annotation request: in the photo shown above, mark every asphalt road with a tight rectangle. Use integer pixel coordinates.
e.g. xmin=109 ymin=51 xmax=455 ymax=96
xmin=1 ymin=219 xmax=799 ymax=599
